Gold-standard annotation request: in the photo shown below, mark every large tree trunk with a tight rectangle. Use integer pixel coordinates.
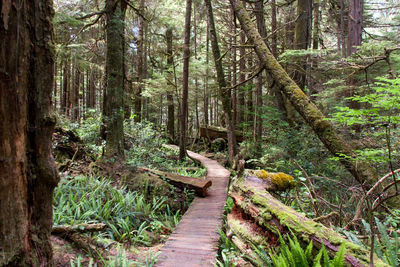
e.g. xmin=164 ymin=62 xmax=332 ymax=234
xmin=179 ymin=0 xmax=192 ymax=160
xmin=347 ymin=0 xmax=362 ymax=56
xmin=229 ymin=0 xmax=394 ymax=204
xmin=134 ymin=0 xmax=145 ymax=122
xmin=205 ymin=0 xmax=237 ymax=166
xmin=103 ymin=0 xmax=127 ymax=157
xmin=0 ymin=1 xmax=59 ymax=265
xmin=293 ymin=0 xmax=312 ymax=90
xmin=166 ymin=27 xmax=175 ymax=143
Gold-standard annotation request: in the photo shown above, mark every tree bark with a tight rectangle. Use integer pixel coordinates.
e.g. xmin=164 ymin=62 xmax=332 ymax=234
xmin=0 ymin=0 xmax=59 ymax=265
xmin=255 ymin=0 xmax=265 ymax=141
xmin=134 ymin=0 xmax=145 ymax=122
xmin=205 ymin=0 xmax=237 ymax=166
xmin=166 ymin=27 xmax=175 ymax=143
xmin=293 ymin=0 xmax=312 ymax=90
xmin=179 ymin=0 xmax=192 ymax=161
xmin=103 ymin=0 xmax=127 ymax=157
xmin=230 ymin=0 xmax=387 ymax=199
xmin=347 ymin=0 xmax=363 ymax=56
xmin=231 ymin=10 xmax=237 ymax=127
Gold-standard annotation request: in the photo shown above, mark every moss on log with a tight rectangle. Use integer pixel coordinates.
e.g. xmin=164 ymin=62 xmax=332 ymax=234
xmin=200 ymin=126 xmax=244 ymax=142
xmin=228 ymin=175 xmax=389 ymax=266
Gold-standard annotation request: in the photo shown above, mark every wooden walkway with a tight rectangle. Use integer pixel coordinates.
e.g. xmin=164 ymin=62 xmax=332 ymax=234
xmin=156 ymin=148 xmax=230 ymax=267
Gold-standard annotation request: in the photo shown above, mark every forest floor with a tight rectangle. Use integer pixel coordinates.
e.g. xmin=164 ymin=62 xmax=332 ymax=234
xmin=51 ymin=127 xmax=226 ymax=266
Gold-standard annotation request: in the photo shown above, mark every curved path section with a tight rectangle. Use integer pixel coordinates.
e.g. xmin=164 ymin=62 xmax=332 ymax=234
xmin=156 ymin=147 xmax=230 ymax=267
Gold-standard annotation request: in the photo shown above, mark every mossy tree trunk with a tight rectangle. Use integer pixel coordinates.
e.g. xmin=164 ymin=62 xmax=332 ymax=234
xmin=205 ymin=0 xmax=237 ymax=166
xmin=103 ymin=0 xmax=127 ymax=157
xmin=0 ymin=0 xmax=59 ymax=265
xmin=229 ymin=0 xmax=394 ymax=204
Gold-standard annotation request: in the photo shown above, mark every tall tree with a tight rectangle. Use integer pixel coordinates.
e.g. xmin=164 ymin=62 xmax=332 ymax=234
xmin=255 ymin=0 xmax=265 ymax=141
xmin=293 ymin=0 xmax=312 ymax=89
xmin=0 ymin=0 xmax=59 ymax=265
xmin=347 ymin=0 xmax=363 ymax=56
xmin=205 ymin=0 xmax=237 ymax=165
xmin=134 ymin=0 xmax=145 ymax=122
xmin=166 ymin=27 xmax=175 ymax=142
xmin=103 ymin=0 xmax=127 ymax=157
xmin=179 ymin=0 xmax=192 ymax=160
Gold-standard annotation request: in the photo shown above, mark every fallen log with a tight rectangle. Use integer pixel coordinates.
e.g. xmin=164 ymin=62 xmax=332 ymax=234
xmin=227 ymin=173 xmax=388 ymax=266
xmin=200 ymin=126 xmax=244 ymax=142
xmin=138 ymin=167 xmax=212 ymax=197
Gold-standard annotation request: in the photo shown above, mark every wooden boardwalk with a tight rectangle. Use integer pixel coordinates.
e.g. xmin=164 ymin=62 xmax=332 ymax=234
xmin=156 ymin=148 xmax=230 ymax=267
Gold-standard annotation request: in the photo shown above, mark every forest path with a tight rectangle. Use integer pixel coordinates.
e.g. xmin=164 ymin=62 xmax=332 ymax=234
xmin=156 ymin=145 xmax=230 ymax=267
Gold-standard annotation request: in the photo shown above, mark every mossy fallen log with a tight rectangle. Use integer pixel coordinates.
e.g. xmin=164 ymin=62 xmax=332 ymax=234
xmin=200 ymin=126 xmax=244 ymax=142
xmin=138 ymin=167 xmax=212 ymax=197
xmin=227 ymin=173 xmax=388 ymax=266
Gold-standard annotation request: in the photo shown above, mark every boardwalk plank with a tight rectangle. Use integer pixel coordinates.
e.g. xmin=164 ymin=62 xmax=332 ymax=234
xmin=155 ymin=147 xmax=230 ymax=267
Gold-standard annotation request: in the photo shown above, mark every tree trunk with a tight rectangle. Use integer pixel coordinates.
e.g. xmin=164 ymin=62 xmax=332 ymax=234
xmin=204 ymin=21 xmax=210 ymax=126
xmin=62 ymin=60 xmax=69 ymax=114
xmin=166 ymin=27 xmax=175 ymax=143
xmin=238 ymin=5 xmax=246 ymax=127
xmin=72 ymin=66 xmax=80 ymax=121
xmin=340 ymin=0 xmax=346 ymax=57
xmin=103 ymin=0 xmax=127 ymax=157
xmin=0 ymin=1 xmax=59 ymax=265
xmin=134 ymin=0 xmax=145 ymax=122
xmin=229 ymin=0 xmax=389 ymax=200
xmin=347 ymin=0 xmax=362 ymax=56
xmin=231 ymin=10 xmax=237 ymax=127
xmin=179 ymin=0 xmax=192 ymax=160
xmin=293 ymin=0 xmax=312 ymax=90
xmin=205 ymin=0 xmax=237 ymax=166
xmin=246 ymin=53 xmax=254 ymax=125
xmin=255 ymin=0 xmax=265 ymax=141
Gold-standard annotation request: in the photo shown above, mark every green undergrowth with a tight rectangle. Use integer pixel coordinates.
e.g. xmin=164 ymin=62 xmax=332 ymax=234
xmin=53 ymin=174 xmax=182 ymax=245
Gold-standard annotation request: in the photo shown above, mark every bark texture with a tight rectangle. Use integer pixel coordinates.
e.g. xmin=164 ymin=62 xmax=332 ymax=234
xmin=0 ymin=0 xmax=59 ymax=265
xmin=205 ymin=0 xmax=237 ymax=166
xmin=134 ymin=0 xmax=145 ymax=122
xmin=103 ymin=0 xmax=127 ymax=157
xmin=179 ymin=0 xmax=192 ymax=160
xmin=230 ymin=0 xmax=387 ymax=198
xmin=293 ymin=0 xmax=312 ymax=89
xmin=166 ymin=27 xmax=175 ymax=143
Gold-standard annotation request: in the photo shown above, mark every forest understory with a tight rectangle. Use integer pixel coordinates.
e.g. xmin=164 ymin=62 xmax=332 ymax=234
xmin=1 ymin=0 xmax=400 ymax=266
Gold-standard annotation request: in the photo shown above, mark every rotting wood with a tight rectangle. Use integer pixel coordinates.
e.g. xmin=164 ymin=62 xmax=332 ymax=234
xmin=138 ymin=167 xmax=212 ymax=197
xmin=228 ymin=174 xmax=389 ymax=266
